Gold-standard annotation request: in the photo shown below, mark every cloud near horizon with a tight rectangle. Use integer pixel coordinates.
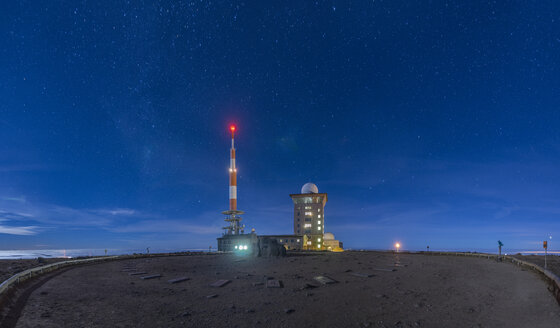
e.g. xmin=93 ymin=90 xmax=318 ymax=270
xmin=0 ymin=225 xmax=39 ymax=236
xmin=0 ymin=196 xmax=222 ymax=239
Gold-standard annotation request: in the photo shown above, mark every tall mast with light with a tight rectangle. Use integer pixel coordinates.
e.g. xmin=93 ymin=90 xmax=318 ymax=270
xmin=222 ymin=124 xmax=244 ymax=235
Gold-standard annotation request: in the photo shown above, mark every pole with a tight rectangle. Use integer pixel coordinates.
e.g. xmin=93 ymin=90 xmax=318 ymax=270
xmin=545 ymin=247 xmax=547 ymax=270
xmin=544 ymin=240 xmax=548 ymax=270
xmin=497 ymin=240 xmax=504 ymax=262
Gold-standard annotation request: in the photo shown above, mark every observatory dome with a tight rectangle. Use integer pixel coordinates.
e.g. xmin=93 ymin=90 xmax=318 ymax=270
xmin=323 ymin=232 xmax=335 ymax=240
xmin=301 ymin=182 xmax=319 ymax=194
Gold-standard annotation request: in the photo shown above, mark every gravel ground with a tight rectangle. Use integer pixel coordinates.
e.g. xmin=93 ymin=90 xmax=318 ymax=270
xmin=12 ymin=252 xmax=560 ymax=328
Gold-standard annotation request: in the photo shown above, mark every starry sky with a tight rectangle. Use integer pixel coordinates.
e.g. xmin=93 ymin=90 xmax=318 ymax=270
xmin=1 ymin=1 xmax=559 ymax=253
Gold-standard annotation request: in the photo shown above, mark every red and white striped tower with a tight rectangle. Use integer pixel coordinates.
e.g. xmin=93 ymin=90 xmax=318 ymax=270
xmin=222 ymin=124 xmax=244 ymax=235
xmin=229 ymin=125 xmax=237 ymax=211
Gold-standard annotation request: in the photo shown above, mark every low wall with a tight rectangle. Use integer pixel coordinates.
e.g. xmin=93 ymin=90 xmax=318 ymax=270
xmin=0 ymin=256 xmax=121 ymax=298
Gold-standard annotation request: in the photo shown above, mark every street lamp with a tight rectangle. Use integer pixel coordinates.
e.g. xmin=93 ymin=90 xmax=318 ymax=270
xmin=395 ymin=242 xmax=401 ymax=253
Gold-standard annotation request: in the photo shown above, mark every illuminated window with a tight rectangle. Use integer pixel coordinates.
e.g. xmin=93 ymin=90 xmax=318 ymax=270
xmin=297 ymin=239 xmax=300 ymax=242
xmin=317 ymin=220 xmax=321 ymax=224
xmin=318 ymin=215 xmax=321 ymax=218
xmin=317 ymin=226 xmax=321 ymax=230
xmin=305 ymin=212 xmax=312 ymax=216
xmin=279 ymin=239 xmax=283 ymax=242
xmin=305 ymin=206 xmax=312 ymax=209
xmin=304 ymin=223 xmax=312 ymax=228
xmin=318 ymin=209 xmax=321 ymax=212
xmin=317 ymin=238 xmax=321 ymax=242
xmin=307 ymin=241 xmax=312 ymax=245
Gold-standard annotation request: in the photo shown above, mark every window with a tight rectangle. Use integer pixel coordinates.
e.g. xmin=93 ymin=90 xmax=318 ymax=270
xmin=305 ymin=206 xmax=311 ymax=210
xmin=297 ymin=239 xmax=300 ymax=242
xmin=297 ymin=218 xmax=300 ymax=221
xmin=304 ymin=230 xmax=311 ymax=233
xmin=318 ymin=215 xmax=321 ymax=218
xmin=317 ymin=220 xmax=321 ymax=224
xmin=291 ymin=239 xmax=294 ymax=242
xmin=305 ymin=212 xmax=312 ymax=216
xmin=307 ymin=241 xmax=312 ymax=245
xmin=318 ymin=209 xmax=321 ymax=212
xmin=317 ymin=226 xmax=321 ymax=230
xmin=297 ymin=224 xmax=300 ymax=227
xmin=279 ymin=239 xmax=283 ymax=242
xmin=317 ymin=238 xmax=321 ymax=242
xmin=297 ymin=212 xmax=300 ymax=216
xmin=297 ymin=229 xmax=300 ymax=233
xmin=304 ymin=223 xmax=312 ymax=228
xmin=304 ymin=218 xmax=311 ymax=222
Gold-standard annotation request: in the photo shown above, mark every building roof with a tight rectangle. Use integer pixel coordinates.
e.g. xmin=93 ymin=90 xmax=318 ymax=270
xmin=289 ymin=193 xmax=328 ymax=203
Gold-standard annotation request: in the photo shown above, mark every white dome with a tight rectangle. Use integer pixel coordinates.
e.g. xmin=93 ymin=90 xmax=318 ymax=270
xmin=323 ymin=232 xmax=335 ymax=240
xmin=301 ymin=182 xmax=319 ymax=194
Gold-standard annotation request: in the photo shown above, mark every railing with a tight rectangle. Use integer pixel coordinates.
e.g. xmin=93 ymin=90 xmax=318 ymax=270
xmin=0 ymin=256 xmax=121 ymax=297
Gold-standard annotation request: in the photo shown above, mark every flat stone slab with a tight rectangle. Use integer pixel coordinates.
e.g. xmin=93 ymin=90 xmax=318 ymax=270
xmin=128 ymin=272 xmax=148 ymax=276
xmin=349 ymin=272 xmax=374 ymax=278
xmin=210 ymin=279 xmax=231 ymax=287
xmin=313 ymin=276 xmax=337 ymax=285
xmin=141 ymin=274 xmax=162 ymax=280
xmin=168 ymin=277 xmax=190 ymax=284
xmin=300 ymin=283 xmax=318 ymax=290
xmin=266 ymin=279 xmax=282 ymax=288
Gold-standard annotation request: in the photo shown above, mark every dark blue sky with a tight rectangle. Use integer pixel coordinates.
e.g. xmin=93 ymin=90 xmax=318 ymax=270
xmin=1 ymin=1 xmax=559 ymax=252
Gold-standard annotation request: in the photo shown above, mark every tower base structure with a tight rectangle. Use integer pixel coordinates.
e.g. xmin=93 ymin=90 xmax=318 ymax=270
xmin=217 ymin=232 xmax=258 ymax=254
xmin=221 ymin=210 xmax=245 ymax=235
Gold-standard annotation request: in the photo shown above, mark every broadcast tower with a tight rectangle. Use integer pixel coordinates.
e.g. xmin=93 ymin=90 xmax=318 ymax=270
xmin=221 ymin=125 xmax=244 ymax=235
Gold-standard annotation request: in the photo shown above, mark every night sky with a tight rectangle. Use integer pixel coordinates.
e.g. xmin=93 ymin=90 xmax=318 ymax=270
xmin=1 ymin=1 xmax=559 ymax=252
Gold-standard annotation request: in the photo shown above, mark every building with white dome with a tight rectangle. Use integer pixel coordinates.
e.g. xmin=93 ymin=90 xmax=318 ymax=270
xmin=323 ymin=232 xmax=343 ymax=252
xmin=290 ymin=182 xmax=329 ymax=251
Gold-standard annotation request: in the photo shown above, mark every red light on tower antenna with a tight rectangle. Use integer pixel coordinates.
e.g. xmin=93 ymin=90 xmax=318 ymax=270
xmin=230 ymin=125 xmax=236 ymax=132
